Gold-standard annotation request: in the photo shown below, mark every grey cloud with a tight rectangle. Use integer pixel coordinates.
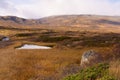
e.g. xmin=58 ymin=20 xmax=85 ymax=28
xmin=0 ymin=0 xmax=12 ymax=9
xmin=0 ymin=0 xmax=18 ymax=15
xmin=1 ymin=0 xmax=120 ymax=18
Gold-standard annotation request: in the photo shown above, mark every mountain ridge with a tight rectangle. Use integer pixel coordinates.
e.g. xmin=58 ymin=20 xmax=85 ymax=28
xmin=0 ymin=15 xmax=120 ymax=33
xmin=0 ymin=15 xmax=120 ymax=25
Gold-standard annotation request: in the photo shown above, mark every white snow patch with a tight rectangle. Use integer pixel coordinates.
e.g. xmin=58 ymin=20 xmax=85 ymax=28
xmin=16 ymin=44 xmax=52 ymax=49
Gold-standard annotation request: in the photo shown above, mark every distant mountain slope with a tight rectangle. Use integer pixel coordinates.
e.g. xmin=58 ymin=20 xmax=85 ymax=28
xmin=0 ymin=15 xmax=120 ymax=26
xmin=0 ymin=16 xmax=37 ymax=25
xmin=0 ymin=15 xmax=120 ymax=32
xmin=38 ymin=15 xmax=120 ymax=26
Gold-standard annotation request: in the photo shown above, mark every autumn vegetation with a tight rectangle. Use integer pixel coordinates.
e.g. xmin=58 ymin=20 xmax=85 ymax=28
xmin=0 ymin=23 xmax=120 ymax=80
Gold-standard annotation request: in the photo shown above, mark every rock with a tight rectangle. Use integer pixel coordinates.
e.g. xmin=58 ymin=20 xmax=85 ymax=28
xmin=80 ymin=50 xmax=103 ymax=68
xmin=1 ymin=37 xmax=10 ymax=41
xmin=0 ymin=35 xmax=10 ymax=42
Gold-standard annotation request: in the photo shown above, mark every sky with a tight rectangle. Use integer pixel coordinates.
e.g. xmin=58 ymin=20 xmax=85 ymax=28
xmin=0 ymin=0 xmax=120 ymax=19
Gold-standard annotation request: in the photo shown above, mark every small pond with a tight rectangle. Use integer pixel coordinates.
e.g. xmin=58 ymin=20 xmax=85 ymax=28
xmin=16 ymin=44 xmax=52 ymax=49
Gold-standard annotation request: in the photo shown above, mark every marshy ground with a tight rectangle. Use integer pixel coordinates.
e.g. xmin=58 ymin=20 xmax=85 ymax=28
xmin=0 ymin=28 xmax=120 ymax=80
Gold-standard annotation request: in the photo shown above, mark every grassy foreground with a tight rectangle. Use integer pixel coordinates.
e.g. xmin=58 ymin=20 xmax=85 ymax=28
xmin=0 ymin=28 xmax=120 ymax=80
xmin=0 ymin=46 xmax=113 ymax=80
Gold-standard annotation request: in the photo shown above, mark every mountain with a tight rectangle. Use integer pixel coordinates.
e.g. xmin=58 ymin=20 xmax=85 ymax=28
xmin=38 ymin=15 xmax=120 ymax=26
xmin=0 ymin=15 xmax=120 ymax=32
xmin=0 ymin=16 xmax=37 ymax=25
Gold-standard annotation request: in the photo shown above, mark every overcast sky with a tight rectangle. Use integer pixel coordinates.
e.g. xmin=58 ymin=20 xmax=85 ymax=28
xmin=0 ymin=0 xmax=120 ymax=18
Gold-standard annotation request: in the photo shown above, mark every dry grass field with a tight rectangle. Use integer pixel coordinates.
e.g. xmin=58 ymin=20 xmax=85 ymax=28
xmin=0 ymin=44 xmax=111 ymax=80
xmin=0 ymin=27 xmax=120 ymax=80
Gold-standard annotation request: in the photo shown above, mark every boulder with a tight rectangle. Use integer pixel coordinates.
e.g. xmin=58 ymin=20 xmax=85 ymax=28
xmin=80 ymin=50 xmax=103 ymax=68
xmin=1 ymin=37 xmax=10 ymax=41
xmin=0 ymin=35 xmax=10 ymax=42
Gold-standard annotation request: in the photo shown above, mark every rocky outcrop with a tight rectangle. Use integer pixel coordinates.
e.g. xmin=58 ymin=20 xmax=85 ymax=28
xmin=80 ymin=50 xmax=103 ymax=68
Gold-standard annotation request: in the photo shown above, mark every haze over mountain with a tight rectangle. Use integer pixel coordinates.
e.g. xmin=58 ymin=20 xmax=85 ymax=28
xmin=1 ymin=0 xmax=120 ymax=18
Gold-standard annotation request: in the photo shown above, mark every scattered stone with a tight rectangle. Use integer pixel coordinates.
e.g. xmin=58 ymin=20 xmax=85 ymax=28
xmin=80 ymin=50 xmax=103 ymax=68
xmin=0 ymin=35 xmax=10 ymax=42
xmin=0 ymin=35 xmax=11 ymax=48
xmin=1 ymin=37 xmax=10 ymax=41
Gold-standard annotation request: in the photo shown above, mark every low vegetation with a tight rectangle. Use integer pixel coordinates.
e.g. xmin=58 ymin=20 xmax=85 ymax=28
xmin=81 ymin=33 xmax=120 ymax=47
xmin=15 ymin=33 xmax=38 ymax=37
xmin=0 ymin=28 xmax=120 ymax=80
xmin=36 ymin=35 xmax=71 ymax=42
xmin=63 ymin=63 xmax=116 ymax=80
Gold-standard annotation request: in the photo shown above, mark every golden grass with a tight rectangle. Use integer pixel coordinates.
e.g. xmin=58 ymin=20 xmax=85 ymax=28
xmin=109 ymin=60 xmax=120 ymax=80
xmin=0 ymin=44 xmax=111 ymax=80
xmin=0 ymin=28 xmax=119 ymax=80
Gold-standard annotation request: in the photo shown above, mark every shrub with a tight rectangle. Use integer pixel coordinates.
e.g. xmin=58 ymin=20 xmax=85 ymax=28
xmin=36 ymin=36 xmax=71 ymax=42
xmin=15 ymin=33 xmax=37 ymax=37
xmin=63 ymin=63 xmax=116 ymax=80
xmin=79 ymin=34 xmax=120 ymax=47
xmin=98 ymin=75 xmax=116 ymax=80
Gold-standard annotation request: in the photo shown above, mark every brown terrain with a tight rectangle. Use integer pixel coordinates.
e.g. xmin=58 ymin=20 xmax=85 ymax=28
xmin=0 ymin=15 xmax=120 ymax=33
xmin=0 ymin=15 xmax=120 ymax=80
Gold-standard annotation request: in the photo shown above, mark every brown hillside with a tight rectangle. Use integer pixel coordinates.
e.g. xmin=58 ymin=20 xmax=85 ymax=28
xmin=0 ymin=15 xmax=120 ymax=33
